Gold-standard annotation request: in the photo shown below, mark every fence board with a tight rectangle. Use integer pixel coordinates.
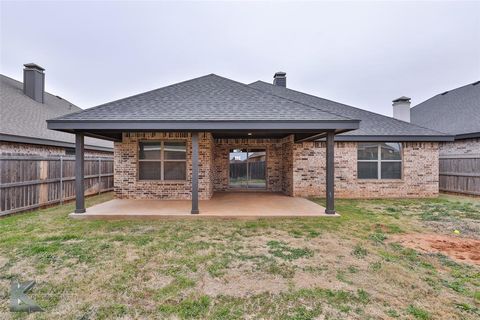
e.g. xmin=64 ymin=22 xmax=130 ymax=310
xmin=439 ymin=154 xmax=480 ymax=195
xmin=0 ymin=156 xmax=113 ymax=216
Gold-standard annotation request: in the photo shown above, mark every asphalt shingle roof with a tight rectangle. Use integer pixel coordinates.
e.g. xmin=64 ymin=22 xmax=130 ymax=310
xmin=52 ymin=74 xmax=352 ymax=122
xmin=411 ymin=81 xmax=480 ymax=136
xmin=0 ymin=74 xmax=113 ymax=150
xmin=249 ymin=80 xmax=447 ymax=138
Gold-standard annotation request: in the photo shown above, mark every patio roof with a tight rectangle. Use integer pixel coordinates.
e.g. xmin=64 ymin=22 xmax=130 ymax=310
xmin=47 ymin=74 xmax=360 ymax=142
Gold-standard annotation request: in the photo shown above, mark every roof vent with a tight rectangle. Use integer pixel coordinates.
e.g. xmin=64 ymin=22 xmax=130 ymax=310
xmin=273 ymin=71 xmax=286 ymax=88
xmin=472 ymin=80 xmax=480 ymax=86
xmin=23 ymin=63 xmax=45 ymax=103
xmin=392 ymin=96 xmax=411 ymax=123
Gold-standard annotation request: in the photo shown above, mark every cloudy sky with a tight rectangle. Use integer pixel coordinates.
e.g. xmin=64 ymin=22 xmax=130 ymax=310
xmin=1 ymin=1 xmax=479 ymax=116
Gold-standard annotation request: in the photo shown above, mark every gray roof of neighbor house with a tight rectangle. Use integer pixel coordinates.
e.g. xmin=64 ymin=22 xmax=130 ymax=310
xmin=249 ymin=81 xmax=451 ymax=141
xmin=411 ymin=81 xmax=480 ymax=139
xmin=0 ymin=74 xmax=113 ymax=151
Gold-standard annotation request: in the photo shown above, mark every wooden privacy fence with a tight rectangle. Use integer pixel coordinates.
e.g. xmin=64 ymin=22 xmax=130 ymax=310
xmin=439 ymin=154 xmax=480 ymax=196
xmin=0 ymin=155 xmax=114 ymax=216
xmin=229 ymin=161 xmax=266 ymax=180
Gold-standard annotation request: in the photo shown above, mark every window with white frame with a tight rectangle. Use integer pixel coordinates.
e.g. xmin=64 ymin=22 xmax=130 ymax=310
xmin=138 ymin=141 xmax=186 ymax=180
xmin=357 ymin=143 xmax=402 ymax=179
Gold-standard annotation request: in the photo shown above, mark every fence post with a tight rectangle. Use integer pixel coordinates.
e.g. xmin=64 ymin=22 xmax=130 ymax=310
xmin=59 ymin=156 xmax=63 ymax=205
xmin=98 ymin=157 xmax=101 ymax=195
xmin=39 ymin=160 xmax=49 ymax=205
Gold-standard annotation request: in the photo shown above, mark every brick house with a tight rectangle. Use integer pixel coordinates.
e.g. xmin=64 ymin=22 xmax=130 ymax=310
xmin=411 ymin=81 xmax=480 ymax=195
xmin=47 ymin=72 xmax=452 ymax=215
xmin=1 ymin=64 xmax=114 ymax=215
xmin=0 ymin=64 xmax=113 ymax=156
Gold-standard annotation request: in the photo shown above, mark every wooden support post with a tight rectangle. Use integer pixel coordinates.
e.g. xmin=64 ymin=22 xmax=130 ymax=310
xmin=75 ymin=133 xmax=85 ymax=213
xmin=191 ymin=132 xmax=199 ymax=214
xmin=325 ymin=131 xmax=335 ymax=214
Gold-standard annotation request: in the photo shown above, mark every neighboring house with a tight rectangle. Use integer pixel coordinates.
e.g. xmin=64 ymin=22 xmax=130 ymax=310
xmin=0 ymin=64 xmax=114 ymax=216
xmin=0 ymin=63 xmax=113 ymax=156
xmin=411 ymin=81 xmax=480 ymax=195
xmin=47 ymin=72 xmax=452 ymax=215
xmin=411 ymin=81 xmax=480 ymax=155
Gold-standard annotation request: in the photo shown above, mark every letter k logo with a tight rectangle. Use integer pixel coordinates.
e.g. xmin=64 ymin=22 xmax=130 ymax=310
xmin=10 ymin=280 xmax=43 ymax=312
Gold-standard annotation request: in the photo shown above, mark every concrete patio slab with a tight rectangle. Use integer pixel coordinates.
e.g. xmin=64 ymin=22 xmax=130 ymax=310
xmin=70 ymin=192 xmax=336 ymax=219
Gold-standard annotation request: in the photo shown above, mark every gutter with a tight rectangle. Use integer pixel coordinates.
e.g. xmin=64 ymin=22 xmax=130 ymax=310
xmin=0 ymin=134 xmax=113 ymax=152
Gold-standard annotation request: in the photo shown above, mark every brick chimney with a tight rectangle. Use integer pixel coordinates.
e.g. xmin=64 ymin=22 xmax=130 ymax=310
xmin=392 ymin=96 xmax=411 ymax=122
xmin=273 ymin=71 xmax=286 ymax=87
xmin=23 ymin=63 xmax=45 ymax=103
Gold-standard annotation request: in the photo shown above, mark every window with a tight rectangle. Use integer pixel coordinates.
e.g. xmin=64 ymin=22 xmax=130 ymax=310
xmin=357 ymin=143 xmax=402 ymax=179
xmin=138 ymin=141 xmax=186 ymax=180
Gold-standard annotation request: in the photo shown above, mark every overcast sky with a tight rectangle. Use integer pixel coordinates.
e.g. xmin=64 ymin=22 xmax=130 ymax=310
xmin=1 ymin=1 xmax=479 ymax=116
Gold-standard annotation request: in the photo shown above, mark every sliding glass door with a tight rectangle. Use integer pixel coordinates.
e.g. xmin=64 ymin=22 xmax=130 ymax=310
xmin=229 ymin=148 xmax=266 ymax=189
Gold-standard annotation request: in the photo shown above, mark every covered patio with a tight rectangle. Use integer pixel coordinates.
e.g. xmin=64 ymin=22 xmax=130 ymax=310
xmin=69 ymin=192 xmax=333 ymax=219
xmin=47 ymin=74 xmax=361 ymax=217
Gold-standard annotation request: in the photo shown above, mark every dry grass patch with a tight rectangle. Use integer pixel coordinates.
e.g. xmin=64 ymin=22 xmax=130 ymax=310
xmin=1 ymin=193 xmax=479 ymax=319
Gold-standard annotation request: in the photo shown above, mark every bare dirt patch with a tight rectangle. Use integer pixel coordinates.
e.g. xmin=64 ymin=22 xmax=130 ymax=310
xmin=389 ymin=233 xmax=480 ymax=266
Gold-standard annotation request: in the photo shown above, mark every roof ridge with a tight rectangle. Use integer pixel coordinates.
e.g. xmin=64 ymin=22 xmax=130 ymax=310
xmin=250 ymin=80 xmax=447 ymax=135
xmin=54 ymin=73 xmax=218 ymax=119
xmin=411 ymin=79 xmax=480 ymax=110
xmin=208 ymin=75 xmax=355 ymax=121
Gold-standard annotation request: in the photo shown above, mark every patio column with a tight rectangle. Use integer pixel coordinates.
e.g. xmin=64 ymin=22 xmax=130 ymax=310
xmin=325 ymin=130 xmax=335 ymax=214
xmin=191 ymin=132 xmax=199 ymax=214
xmin=75 ymin=133 xmax=85 ymax=213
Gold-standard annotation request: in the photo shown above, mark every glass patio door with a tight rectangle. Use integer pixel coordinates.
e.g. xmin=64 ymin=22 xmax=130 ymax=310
xmin=229 ymin=148 xmax=266 ymax=189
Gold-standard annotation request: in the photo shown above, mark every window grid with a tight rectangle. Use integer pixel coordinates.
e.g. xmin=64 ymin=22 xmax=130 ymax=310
xmin=357 ymin=144 xmax=402 ymax=180
xmin=138 ymin=141 xmax=186 ymax=181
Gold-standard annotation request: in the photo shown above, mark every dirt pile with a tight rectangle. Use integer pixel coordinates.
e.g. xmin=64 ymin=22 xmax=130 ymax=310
xmin=389 ymin=233 xmax=480 ymax=266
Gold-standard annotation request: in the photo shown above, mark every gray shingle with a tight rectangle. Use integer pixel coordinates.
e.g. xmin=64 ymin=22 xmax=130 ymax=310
xmin=0 ymin=74 xmax=113 ymax=149
xmin=249 ymin=81 xmax=447 ymax=138
xmin=411 ymin=81 xmax=480 ymax=136
xmin=52 ymin=74 xmax=353 ymax=122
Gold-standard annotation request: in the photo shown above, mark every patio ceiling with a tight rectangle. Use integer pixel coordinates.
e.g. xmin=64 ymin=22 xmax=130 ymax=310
xmin=47 ymin=120 xmax=360 ymax=142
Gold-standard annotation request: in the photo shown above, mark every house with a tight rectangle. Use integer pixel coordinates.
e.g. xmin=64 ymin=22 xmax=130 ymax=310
xmin=0 ymin=64 xmax=114 ymax=215
xmin=0 ymin=63 xmax=113 ymax=156
xmin=411 ymin=81 xmax=480 ymax=155
xmin=47 ymin=72 xmax=453 ymax=215
xmin=411 ymin=81 xmax=480 ymax=195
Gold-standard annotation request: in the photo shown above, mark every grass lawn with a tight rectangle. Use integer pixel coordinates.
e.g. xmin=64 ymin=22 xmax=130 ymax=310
xmin=0 ymin=193 xmax=479 ymax=319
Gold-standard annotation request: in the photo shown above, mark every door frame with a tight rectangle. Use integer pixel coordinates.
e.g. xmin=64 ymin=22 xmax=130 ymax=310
xmin=227 ymin=147 xmax=268 ymax=190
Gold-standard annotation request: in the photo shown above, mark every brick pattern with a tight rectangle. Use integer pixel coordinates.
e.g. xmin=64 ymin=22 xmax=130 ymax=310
xmin=281 ymin=135 xmax=294 ymax=195
xmin=213 ymin=138 xmax=286 ymax=193
xmin=439 ymin=138 xmax=480 ymax=156
xmin=114 ymin=132 xmax=439 ymax=200
xmin=114 ymin=132 xmax=214 ymax=200
xmin=292 ymin=141 xmax=439 ymax=198
xmin=0 ymin=141 xmax=111 ymax=157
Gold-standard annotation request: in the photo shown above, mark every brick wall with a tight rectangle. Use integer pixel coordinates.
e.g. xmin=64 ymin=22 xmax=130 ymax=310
xmin=0 ymin=141 xmax=112 ymax=157
xmin=213 ymin=138 xmax=286 ymax=193
xmin=439 ymin=138 xmax=480 ymax=156
xmin=292 ymin=141 xmax=439 ymax=198
xmin=281 ymin=135 xmax=294 ymax=195
xmin=114 ymin=132 xmax=214 ymax=200
xmin=114 ymin=132 xmax=439 ymax=200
